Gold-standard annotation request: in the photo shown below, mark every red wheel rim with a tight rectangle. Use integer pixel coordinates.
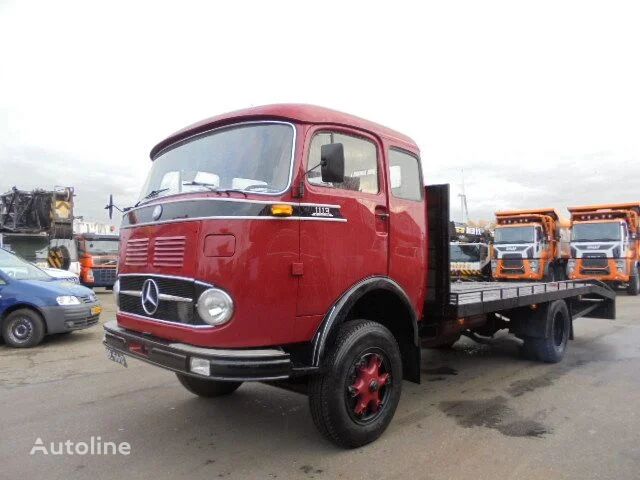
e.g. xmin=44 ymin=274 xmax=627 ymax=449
xmin=345 ymin=350 xmax=391 ymax=424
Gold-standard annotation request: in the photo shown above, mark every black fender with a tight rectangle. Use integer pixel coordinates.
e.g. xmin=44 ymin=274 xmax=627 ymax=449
xmin=310 ymin=276 xmax=421 ymax=382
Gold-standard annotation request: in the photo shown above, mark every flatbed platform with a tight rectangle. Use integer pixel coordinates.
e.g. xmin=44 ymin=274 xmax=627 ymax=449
xmin=449 ymin=280 xmax=616 ymax=317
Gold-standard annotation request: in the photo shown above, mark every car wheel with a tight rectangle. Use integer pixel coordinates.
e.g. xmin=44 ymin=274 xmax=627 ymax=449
xmin=2 ymin=309 xmax=46 ymax=348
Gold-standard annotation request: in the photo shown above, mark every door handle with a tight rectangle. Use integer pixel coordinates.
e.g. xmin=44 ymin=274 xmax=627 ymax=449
xmin=375 ymin=206 xmax=389 ymax=220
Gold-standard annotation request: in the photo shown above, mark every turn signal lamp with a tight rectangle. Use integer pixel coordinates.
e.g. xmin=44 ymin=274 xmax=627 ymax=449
xmin=270 ymin=204 xmax=293 ymax=217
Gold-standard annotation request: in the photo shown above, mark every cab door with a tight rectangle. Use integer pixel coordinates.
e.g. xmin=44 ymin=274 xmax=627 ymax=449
xmin=386 ymin=147 xmax=427 ymax=314
xmin=297 ymin=127 xmax=389 ymax=317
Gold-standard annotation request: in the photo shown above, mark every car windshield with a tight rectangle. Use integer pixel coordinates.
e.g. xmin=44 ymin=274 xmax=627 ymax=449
xmin=0 ymin=248 xmax=51 ymax=281
xmin=85 ymin=240 xmax=119 ymax=255
xmin=494 ymin=226 xmax=535 ymax=244
xmin=139 ymin=122 xmax=295 ymax=201
xmin=450 ymin=244 xmax=481 ymax=262
xmin=572 ymin=222 xmax=621 ymax=242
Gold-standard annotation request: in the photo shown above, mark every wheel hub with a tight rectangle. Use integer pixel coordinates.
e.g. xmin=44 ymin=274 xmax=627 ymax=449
xmin=348 ymin=354 xmax=390 ymax=417
xmin=12 ymin=319 xmax=32 ymax=341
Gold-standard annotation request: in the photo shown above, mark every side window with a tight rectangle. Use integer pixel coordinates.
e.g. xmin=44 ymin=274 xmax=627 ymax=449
xmin=388 ymin=149 xmax=423 ymax=201
xmin=308 ymin=132 xmax=378 ymax=194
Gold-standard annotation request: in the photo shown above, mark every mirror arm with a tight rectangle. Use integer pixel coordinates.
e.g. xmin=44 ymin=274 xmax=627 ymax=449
xmin=303 ymin=162 xmax=324 ymax=177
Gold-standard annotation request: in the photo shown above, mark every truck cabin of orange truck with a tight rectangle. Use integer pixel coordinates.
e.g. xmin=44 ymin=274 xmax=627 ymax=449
xmin=567 ymin=203 xmax=640 ymax=295
xmin=491 ymin=208 xmax=570 ymax=281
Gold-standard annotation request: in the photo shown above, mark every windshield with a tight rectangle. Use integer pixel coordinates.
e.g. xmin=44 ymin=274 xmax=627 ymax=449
xmin=494 ymin=226 xmax=535 ymax=244
xmin=0 ymin=248 xmax=51 ymax=281
xmin=84 ymin=240 xmax=119 ymax=255
xmin=140 ymin=122 xmax=295 ymax=200
xmin=572 ymin=222 xmax=621 ymax=242
xmin=450 ymin=244 xmax=481 ymax=262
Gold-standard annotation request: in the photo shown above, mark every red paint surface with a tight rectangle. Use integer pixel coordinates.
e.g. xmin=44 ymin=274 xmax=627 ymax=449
xmin=117 ymin=105 xmax=426 ymax=349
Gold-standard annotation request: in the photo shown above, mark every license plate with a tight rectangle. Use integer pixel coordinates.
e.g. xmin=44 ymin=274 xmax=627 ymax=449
xmin=91 ymin=306 xmax=103 ymax=316
xmin=106 ymin=347 xmax=127 ymax=368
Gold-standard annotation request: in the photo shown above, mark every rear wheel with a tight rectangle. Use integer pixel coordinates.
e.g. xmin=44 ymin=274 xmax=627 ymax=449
xmin=176 ymin=374 xmax=242 ymax=397
xmin=523 ymin=300 xmax=570 ymax=363
xmin=1 ymin=309 xmax=46 ymax=348
xmin=308 ymin=320 xmax=403 ymax=448
xmin=627 ymin=265 xmax=639 ymax=296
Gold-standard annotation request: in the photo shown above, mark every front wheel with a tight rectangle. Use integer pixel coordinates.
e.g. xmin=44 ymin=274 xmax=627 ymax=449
xmin=308 ymin=320 xmax=403 ymax=448
xmin=627 ymin=265 xmax=639 ymax=296
xmin=1 ymin=308 xmax=46 ymax=348
xmin=176 ymin=374 xmax=242 ymax=397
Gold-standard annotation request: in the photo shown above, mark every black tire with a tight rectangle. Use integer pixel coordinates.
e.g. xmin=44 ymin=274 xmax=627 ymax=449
xmin=176 ymin=373 xmax=242 ymax=397
xmin=627 ymin=265 xmax=639 ymax=296
xmin=1 ymin=308 xmax=46 ymax=348
xmin=308 ymin=320 xmax=403 ymax=448
xmin=523 ymin=300 xmax=570 ymax=363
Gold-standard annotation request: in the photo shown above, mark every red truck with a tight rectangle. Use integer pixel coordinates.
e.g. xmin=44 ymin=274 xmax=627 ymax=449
xmin=104 ymin=105 xmax=615 ymax=448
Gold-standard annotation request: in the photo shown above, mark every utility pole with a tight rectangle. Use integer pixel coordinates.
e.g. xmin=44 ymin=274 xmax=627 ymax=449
xmin=458 ymin=169 xmax=469 ymax=224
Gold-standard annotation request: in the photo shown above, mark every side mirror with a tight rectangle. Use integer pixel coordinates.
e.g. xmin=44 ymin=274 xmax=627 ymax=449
xmin=320 ymin=143 xmax=345 ymax=183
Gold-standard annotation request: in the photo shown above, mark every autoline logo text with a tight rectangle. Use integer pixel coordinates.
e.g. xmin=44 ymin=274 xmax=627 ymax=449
xmin=30 ymin=436 xmax=131 ymax=456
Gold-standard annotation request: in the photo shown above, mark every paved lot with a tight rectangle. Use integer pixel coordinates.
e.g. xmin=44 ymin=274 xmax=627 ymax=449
xmin=1 ymin=291 xmax=639 ymax=480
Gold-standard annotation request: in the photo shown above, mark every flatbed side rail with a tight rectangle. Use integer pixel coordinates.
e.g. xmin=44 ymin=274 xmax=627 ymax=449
xmin=449 ymin=280 xmax=615 ymax=318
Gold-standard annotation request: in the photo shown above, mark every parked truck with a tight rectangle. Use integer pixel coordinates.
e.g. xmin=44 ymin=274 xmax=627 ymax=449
xmin=104 ymin=105 xmax=615 ymax=448
xmin=450 ymin=222 xmax=491 ymax=280
xmin=75 ymin=233 xmax=119 ymax=289
xmin=492 ymin=208 xmax=570 ymax=281
xmin=567 ymin=203 xmax=640 ymax=295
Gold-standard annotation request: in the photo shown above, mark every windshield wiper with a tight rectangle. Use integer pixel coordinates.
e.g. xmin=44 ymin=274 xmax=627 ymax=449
xmin=217 ymin=189 xmax=248 ymax=198
xmin=134 ymin=188 xmax=170 ymax=207
xmin=182 ymin=182 xmax=248 ymax=198
xmin=182 ymin=181 xmax=220 ymax=192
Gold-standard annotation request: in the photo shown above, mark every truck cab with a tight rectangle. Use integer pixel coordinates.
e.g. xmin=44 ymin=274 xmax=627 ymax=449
xmin=492 ymin=209 xmax=569 ymax=281
xmin=450 ymin=242 xmax=490 ymax=280
xmin=567 ymin=203 xmax=640 ymax=295
xmin=75 ymin=234 xmax=119 ymax=288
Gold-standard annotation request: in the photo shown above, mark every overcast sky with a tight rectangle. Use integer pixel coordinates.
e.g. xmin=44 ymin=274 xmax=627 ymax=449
xmin=1 ymin=0 xmax=639 ymax=225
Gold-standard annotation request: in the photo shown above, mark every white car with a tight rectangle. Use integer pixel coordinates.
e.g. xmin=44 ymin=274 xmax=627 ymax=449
xmin=40 ymin=266 xmax=80 ymax=283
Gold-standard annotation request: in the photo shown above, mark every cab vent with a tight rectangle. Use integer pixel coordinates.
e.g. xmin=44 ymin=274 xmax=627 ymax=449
xmin=124 ymin=238 xmax=149 ymax=266
xmin=153 ymin=236 xmax=186 ymax=268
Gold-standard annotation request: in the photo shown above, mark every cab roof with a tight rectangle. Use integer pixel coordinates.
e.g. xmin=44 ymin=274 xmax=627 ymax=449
xmin=150 ymin=104 xmax=418 ymax=158
xmin=568 ymin=203 xmax=640 ymax=214
xmin=495 ymin=208 xmax=563 ymax=221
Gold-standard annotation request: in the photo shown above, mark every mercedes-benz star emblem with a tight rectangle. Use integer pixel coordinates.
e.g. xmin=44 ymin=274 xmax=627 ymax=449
xmin=141 ymin=279 xmax=160 ymax=315
xmin=152 ymin=204 xmax=163 ymax=221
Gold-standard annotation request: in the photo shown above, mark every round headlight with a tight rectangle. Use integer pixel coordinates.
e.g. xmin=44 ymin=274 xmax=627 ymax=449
xmin=197 ymin=288 xmax=234 ymax=326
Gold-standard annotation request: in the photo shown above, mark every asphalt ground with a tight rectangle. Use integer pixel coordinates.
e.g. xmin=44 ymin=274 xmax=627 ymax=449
xmin=1 ymin=290 xmax=639 ymax=480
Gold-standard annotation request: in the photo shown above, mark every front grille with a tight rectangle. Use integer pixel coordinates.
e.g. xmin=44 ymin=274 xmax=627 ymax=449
xmin=125 ymin=238 xmax=149 ymax=266
xmin=93 ymin=268 xmax=117 ymax=285
xmin=581 ymin=269 xmax=609 ymax=275
xmin=80 ymin=294 xmax=96 ymax=304
xmin=118 ymin=275 xmax=206 ymax=326
xmin=66 ymin=315 xmax=100 ymax=329
xmin=153 ymin=236 xmax=186 ymax=268
xmin=502 ymin=254 xmax=523 ymax=269
xmin=583 ymin=256 xmax=607 ymax=268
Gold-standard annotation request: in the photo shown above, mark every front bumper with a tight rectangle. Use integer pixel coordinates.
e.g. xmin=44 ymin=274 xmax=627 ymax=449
xmin=569 ymin=259 xmax=630 ymax=282
xmin=103 ymin=320 xmax=293 ymax=382
xmin=41 ymin=303 xmax=101 ymax=334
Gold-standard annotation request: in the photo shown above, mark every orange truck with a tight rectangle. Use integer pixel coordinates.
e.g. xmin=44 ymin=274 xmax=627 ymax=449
xmin=566 ymin=203 xmax=640 ymax=295
xmin=492 ymin=208 xmax=570 ymax=281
